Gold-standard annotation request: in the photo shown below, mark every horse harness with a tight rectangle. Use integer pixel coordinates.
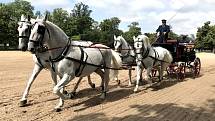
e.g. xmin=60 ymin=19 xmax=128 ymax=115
xmin=47 ymin=40 xmax=89 ymax=77
xmin=18 ymin=21 xmax=45 ymax=69
xmin=18 ymin=21 xmax=32 ymax=40
xmin=38 ymin=39 xmax=118 ymax=77
xmin=29 ymin=22 xmax=51 ymax=53
xmin=134 ymin=40 xmax=160 ymax=68
xmin=115 ymin=39 xmax=136 ymax=65
xmin=120 ymin=47 xmax=136 ymax=65
xmin=31 ymin=21 xmax=127 ymax=76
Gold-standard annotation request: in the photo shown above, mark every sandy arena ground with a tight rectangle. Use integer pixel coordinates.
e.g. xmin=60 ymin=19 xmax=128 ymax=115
xmin=0 ymin=51 xmax=215 ymax=121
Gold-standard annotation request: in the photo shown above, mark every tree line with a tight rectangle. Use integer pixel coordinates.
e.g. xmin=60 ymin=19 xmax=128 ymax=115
xmin=0 ymin=0 xmax=214 ymax=50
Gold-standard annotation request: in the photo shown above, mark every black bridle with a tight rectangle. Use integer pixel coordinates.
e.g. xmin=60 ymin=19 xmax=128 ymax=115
xmin=29 ymin=22 xmax=50 ymax=53
xmin=114 ymin=39 xmax=123 ymax=52
xmin=18 ymin=21 xmax=32 ymax=41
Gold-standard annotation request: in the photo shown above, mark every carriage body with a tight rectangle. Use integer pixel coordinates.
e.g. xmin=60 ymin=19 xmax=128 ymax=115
xmin=152 ymin=40 xmax=201 ymax=80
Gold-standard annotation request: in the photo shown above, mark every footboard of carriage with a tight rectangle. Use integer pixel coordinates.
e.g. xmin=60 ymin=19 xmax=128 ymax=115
xmin=152 ymin=40 xmax=201 ymax=80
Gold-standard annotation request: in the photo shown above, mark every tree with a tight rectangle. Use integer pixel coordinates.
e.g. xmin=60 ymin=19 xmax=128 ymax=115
xmin=50 ymin=8 xmax=69 ymax=34
xmin=123 ymin=22 xmax=141 ymax=44
xmin=99 ymin=17 xmax=122 ymax=46
xmin=168 ymin=31 xmax=178 ymax=40
xmin=71 ymin=2 xmax=93 ymax=40
xmin=144 ymin=33 xmax=156 ymax=43
xmin=83 ymin=20 xmax=101 ymax=42
xmin=196 ymin=21 xmax=215 ymax=49
xmin=0 ymin=0 xmax=34 ymax=49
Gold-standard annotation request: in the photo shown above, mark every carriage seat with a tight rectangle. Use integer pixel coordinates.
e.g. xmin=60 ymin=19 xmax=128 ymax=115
xmin=178 ymin=43 xmax=195 ymax=49
xmin=166 ymin=39 xmax=178 ymax=43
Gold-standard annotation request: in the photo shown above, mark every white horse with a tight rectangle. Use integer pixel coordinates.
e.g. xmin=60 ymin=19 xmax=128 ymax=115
xmin=18 ymin=15 xmax=58 ymax=106
xmin=133 ymin=35 xmax=173 ymax=92
xmin=17 ymin=15 xmax=101 ymax=107
xmin=113 ymin=35 xmax=136 ymax=86
xmin=27 ymin=15 xmax=121 ymax=111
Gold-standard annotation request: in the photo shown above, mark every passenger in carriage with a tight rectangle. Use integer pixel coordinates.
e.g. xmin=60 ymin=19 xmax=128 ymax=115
xmin=156 ymin=19 xmax=170 ymax=43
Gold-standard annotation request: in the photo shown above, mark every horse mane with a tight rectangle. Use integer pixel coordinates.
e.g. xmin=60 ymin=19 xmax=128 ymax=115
xmin=45 ymin=21 xmax=69 ymax=39
xmin=138 ymin=35 xmax=151 ymax=48
xmin=29 ymin=18 xmax=35 ymax=23
xmin=119 ymin=36 xmax=129 ymax=48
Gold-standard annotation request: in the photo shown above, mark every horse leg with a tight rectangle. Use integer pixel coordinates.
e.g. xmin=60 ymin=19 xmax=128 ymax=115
xmin=50 ymin=70 xmax=69 ymax=94
xmin=55 ymin=86 xmax=68 ymax=112
xmin=160 ymin=63 xmax=165 ymax=81
xmin=134 ymin=64 xmax=142 ymax=92
xmin=54 ymin=75 xmax=65 ymax=112
xmin=20 ymin=64 xmax=42 ymax=107
xmin=70 ymin=77 xmax=83 ymax=97
xmin=95 ymin=69 xmax=104 ymax=90
xmin=87 ymin=75 xmax=96 ymax=89
xmin=100 ymin=69 xmax=110 ymax=99
xmin=156 ymin=63 xmax=164 ymax=86
xmin=146 ymin=67 xmax=153 ymax=84
xmin=53 ymin=73 xmax=75 ymax=110
xmin=50 ymin=70 xmax=57 ymax=85
xmin=115 ymin=75 xmax=120 ymax=85
xmin=128 ymin=67 xmax=132 ymax=86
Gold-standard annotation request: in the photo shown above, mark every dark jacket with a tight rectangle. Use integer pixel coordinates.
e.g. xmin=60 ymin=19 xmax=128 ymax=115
xmin=156 ymin=25 xmax=170 ymax=43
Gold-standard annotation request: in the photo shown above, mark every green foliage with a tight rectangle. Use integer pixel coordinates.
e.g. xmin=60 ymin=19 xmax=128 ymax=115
xmin=168 ymin=31 xmax=178 ymax=40
xmin=71 ymin=35 xmax=80 ymax=40
xmin=50 ymin=8 xmax=69 ymax=35
xmin=99 ymin=17 xmax=122 ymax=46
xmin=144 ymin=33 xmax=156 ymax=43
xmin=71 ymin=2 xmax=93 ymax=37
xmin=1 ymin=1 xmax=213 ymax=50
xmin=123 ymin=22 xmax=141 ymax=44
xmin=0 ymin=0 xmax=34 ymax=49
xmin=196 ymin=21 xmax=215 ymax=49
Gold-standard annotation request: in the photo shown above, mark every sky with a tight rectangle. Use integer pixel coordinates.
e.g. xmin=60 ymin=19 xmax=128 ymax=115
xmin=1 ymin=0 xmax=215 ymax=35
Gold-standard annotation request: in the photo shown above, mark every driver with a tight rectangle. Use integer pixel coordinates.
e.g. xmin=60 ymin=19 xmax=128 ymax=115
xmin=156 ymin=19 xmax=170 ymax=43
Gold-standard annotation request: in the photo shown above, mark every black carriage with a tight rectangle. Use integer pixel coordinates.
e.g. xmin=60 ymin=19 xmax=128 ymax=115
xmin=152 ymin=39 xmax=201 ymax=80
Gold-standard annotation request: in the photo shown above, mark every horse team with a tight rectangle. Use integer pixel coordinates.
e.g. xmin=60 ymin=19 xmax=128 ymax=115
xmin=17 ymin=14 xmax=173 ymax=111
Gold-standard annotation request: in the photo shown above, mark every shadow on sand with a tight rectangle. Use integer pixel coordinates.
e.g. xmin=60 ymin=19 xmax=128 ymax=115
xmin=69 ymin=99 xmax=215 ymax=121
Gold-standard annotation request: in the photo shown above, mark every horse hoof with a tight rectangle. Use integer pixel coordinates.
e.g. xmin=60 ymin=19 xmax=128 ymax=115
xmin=134 ymin=89 xmax=138 ymax=93
xmin=100 ymin=86 xmax=104 ymax=91
xmin=55 ymin=108 xmax=62 ymax=112
xmin=19 ymin=100 xmax=27 ymax=107
xmin=155 ymin=82 xmax=161 ymax=87
xmin=118 ymin=80 xmax=121 ymax=85
xmin=99 ymin=93 xmax=106 ymax=99
xmin=91 ymin=83 xmax=96 ymax=89
xmin=69 ymin=92 xmax=76 ymax=99
xmin=63 ymin=90 xmax=68 ymax=94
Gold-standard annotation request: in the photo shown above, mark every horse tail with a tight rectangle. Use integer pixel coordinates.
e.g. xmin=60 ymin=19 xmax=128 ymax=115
xmin=109 ymin=50 xmax=122 ymax=81
xmin=111 ymin=50 xmax=122 ymax=68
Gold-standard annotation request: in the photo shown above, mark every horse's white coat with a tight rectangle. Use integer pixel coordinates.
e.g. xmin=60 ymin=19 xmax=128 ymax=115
xmin=17 ymin=15 xmax=103 ymax=106
xmin=28 ymin=16 xmax=121 ymax=110
xmin=133 ymin=35 xmax=173 ymax=92
xmin=113 ymin=35 xmax=136 ymax=86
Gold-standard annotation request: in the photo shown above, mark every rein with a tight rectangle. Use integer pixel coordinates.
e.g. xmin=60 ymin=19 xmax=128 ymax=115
xmin=18 ymin=36 xmax=29 ymax=39
xmin=38 ymin=44 xmax=137 ymax=53
xmin=48 ymin=40 xmax=71 ymax=72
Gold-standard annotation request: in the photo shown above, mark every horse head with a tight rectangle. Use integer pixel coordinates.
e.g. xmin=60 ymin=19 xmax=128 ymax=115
xmin=113 ymin=35 xmax=124 ymax=52
xmin=17 ymin=14 xmax=32 ymax=51
xmin=28 ymin=14 xmax=68 ymax=54
xmin=28 ymin=15 xmax=49 ymax=53
xmin=133 ymin=35 xmax=150 ymax=54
